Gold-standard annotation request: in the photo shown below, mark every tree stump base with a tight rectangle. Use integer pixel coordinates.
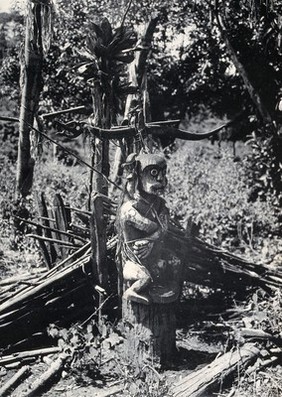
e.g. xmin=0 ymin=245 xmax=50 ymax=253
xmin=122 ymin=298 xmax=177 ymax=367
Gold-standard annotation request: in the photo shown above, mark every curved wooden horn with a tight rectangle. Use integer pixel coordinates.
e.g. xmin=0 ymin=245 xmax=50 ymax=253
xmin=147 ymin=123 xmax=231 ymax=141
xmin=84 ymin=121 xmax=231 ymax=141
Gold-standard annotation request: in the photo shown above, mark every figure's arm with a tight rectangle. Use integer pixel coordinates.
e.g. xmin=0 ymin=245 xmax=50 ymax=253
xmin=131 ymin=207 xmax=170 ymax=260
xmin=122 ymin=203 xmax=159 ymax=233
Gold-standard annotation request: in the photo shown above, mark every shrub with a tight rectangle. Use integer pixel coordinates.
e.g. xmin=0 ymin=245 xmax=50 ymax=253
xmin=166 ymin=140 xmax=278 ymax=259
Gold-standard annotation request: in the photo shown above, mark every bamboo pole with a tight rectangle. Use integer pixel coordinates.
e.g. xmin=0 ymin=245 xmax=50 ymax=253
xmin=40 ymin=105 xmax=88 ymax=119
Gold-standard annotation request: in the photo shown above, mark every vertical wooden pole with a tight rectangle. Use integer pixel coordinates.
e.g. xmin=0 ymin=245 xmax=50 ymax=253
xmin=89 ymin=77 xmax=111 ymax=288
xmin=89 ymin=195 xmax=108 ymax=288
xmin=89 ymin=194 xmax=108 ymax=322
xmin=90 ymin=84 xmax=110 ymax=199
xmin=111 ymin=15 xmax=159 ymax=191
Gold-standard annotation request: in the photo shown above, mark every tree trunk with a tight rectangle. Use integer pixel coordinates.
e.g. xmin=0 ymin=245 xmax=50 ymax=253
xmin=214 ymin=8 xmax=273 ymax=126
xmin=16 ymin=0 xmax=51 ymax=197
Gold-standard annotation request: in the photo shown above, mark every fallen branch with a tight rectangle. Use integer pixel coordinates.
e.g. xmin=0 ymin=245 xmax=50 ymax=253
xmin=246 ymin=355 xmax=279 ymax=375
xmin=0 ymin=365 xmax=31 ymax=396
xmin=172 ymin=343 xmax=260 ymax=397
xmin=24 ymin=355 xmax=66 ymax=397
xmin=0 ymin=347 xmax=60 ymax=366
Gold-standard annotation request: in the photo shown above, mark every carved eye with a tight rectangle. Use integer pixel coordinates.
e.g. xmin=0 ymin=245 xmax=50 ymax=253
xmin=150 ymin=168 xmax=158 ymax=177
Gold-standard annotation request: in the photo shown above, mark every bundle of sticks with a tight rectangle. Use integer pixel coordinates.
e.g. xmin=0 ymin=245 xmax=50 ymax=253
xmin=0 ymin=238 xmax=116 ymax=350
xmin=166 ymin=229 xmax=282 ymax=291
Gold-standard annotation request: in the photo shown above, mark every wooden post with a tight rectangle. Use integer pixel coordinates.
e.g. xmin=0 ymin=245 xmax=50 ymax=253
xmin=122 ymin=300 xmax=177 ymax=366
xmin=89 ymin=195 xmax=108 ymax=288
xmin=89 ymin=194 xmax=108 ymax=324
xmin=89 ymin=81 xmax=110 ymax=201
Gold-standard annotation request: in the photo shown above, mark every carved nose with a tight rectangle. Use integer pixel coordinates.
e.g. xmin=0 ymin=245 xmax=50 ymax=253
xmin=157 ymin=173 xmax=163 ymax=181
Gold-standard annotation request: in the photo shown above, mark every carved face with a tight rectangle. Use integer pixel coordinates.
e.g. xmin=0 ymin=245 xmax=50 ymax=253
xmin=137 ymin=154 xmax=167 ymax=196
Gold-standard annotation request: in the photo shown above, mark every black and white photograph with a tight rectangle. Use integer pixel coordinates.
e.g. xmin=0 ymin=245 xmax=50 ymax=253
xmin=0 ymin=0 xmax=281 ymax=395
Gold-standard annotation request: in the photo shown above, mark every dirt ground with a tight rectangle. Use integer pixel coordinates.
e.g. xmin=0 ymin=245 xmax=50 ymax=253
xmin=0 ymin=330 xmax=222 ymax=396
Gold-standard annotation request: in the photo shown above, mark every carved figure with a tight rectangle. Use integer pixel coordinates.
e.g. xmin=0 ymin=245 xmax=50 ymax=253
xmin=117 ymin=152 xmax=181 ymax=305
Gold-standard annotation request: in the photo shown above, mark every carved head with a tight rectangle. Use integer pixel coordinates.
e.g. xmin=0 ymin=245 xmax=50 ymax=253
xmin=122 ymin=153 xmax=167 ymax=198
xmin=136 ymin=153 xmax=167 ymax=196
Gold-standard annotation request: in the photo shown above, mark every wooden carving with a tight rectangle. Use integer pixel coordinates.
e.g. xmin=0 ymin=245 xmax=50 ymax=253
xmin=117 ymin=152 xmax=181 ymax=305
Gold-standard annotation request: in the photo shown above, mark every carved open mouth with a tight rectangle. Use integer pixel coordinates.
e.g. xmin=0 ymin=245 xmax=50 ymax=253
xmin=152 ymin=186 xmax=165 ymax=194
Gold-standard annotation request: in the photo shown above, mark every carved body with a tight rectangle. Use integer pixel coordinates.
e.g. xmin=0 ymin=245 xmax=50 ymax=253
xmin=117 ymin=153 xmax=181 ymax=305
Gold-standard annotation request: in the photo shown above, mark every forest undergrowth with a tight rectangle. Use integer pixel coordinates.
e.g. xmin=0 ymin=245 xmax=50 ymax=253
xmin=0 ymin=133 xmax=281 ymax=396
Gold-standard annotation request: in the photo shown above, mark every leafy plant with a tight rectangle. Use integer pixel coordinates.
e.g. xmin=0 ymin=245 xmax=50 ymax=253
xmin=48 ymin=322 xmax=102 ymax=368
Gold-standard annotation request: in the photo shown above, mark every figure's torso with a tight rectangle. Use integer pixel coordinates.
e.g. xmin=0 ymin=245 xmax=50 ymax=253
xmin=119 ymin=196 xmax=169 ymax=268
